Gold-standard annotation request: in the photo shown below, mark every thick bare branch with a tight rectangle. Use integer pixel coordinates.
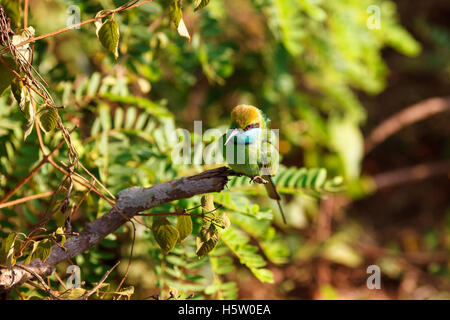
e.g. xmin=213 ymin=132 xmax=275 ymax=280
xmin=0 ymin=166 xmax=235 ymax=293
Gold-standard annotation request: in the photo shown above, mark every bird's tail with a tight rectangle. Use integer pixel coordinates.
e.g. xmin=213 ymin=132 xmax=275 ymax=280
xmin=262 ymin=175 xmax=287 ymax=224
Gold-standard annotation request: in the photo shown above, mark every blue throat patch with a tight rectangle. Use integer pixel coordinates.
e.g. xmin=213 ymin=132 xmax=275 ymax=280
xmin=233 ymin=128 xmax=261 ymax=145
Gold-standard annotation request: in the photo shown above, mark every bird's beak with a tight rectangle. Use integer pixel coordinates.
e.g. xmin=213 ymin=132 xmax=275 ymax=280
xmin=224 ymin=128 xmax=242 ymax=146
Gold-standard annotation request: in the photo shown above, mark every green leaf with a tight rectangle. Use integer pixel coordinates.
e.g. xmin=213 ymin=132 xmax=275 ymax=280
xmin=32 ymin=239 xmax=52 ymax=262
xmin=11 ymin=77 xmax=33 ymax=119
xmin=166 ymin=254 xmax=185 ymax=266
xmin=37 ymin=106 xmax=58 ymax=132
xmin=2 ymin=232 xmax=17 ymax=267
xmin=99 ymin=93 xmax=172 ymax=118
xmin=86 ymin=72 xmax=101 ymax=97
xmin=62 ymin=288 xmax=86 ymax=299
xmin=196 ymin=223 xmax=219 ymax=257
xmin=220 ymin=227 xmax=274 ymax=283
xmin=55 ymin=227 xmax=66 ymax=246
xmin=250 ymin=268 xmax=274 ymax=283
xmin=23 ymin=118 xmax=34 ymax=141
xmin=24 ymin=241 xmax=39 ymax=264
xmin=268 ymin=0 xmax=304 ymax=56
xmin=168 ymin=0 xmax=190 ymax=41
xmin=124 ymin=107 xmax=137 ymax=129
xmin=10 ymin=76 xmax=35 ymax=140
xmin=176 ymin=215 xmax=193 ymax=243
xmin=11 ymin=76 xmax=23 ymax=104
xmin=0 ymin=56 xmax=17 ymax=95
xmin=152 ymin=217 xmax=179 ymax=254
xmin=194 ymin=0 xmax=210 ymax=12
xmin=113 ymin=107 xmax=124 ymax=129
xmin=169 ymin=0 xmax=182 ymax=28
xmin=97 ymin=18 xmax=120 ymax=59
xmin=116 ymin=286 xmax=134 ymax=299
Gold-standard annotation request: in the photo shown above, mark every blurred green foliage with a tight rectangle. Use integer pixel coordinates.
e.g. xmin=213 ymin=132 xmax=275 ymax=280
xmin=1 ymin=0 xmax=448 ymax=300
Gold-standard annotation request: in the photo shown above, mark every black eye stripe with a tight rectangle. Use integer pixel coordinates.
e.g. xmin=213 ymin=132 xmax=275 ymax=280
xmin=244 ymin=123 xmax=260 ymax=131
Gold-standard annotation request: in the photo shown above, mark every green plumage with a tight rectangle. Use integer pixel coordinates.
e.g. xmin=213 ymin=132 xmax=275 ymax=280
xmin=222 ymin=105 xmax=287 ymax=224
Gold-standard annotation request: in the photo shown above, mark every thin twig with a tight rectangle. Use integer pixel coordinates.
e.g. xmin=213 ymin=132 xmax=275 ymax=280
xmin=136 ymin=212 xmax=205 ymax=217
xmin=30 ymin=92 xmax=47 ymax=155
xmin=47 ymin=159 xmax=115 ymax=205
xmin=0 ymin=139 xmax=65 ymax=204
xmin=14 ymin=286 xmax=25 ymax=299
xmin=0 ymin=0 xmax=152 ymax=55
xmin=53 ymin=272 xmax=67 ymax=291
xmin=0 ymin=191 xmax=53 ymax=209
xmin=0 ymin=167 xmax=235 ymax=292
xmin=0 ymin=56 xmax=23 ymax=79
xmin=113 ymin=209 xmax=136 ymax=295
xmin=16 ymin=264 xmax=63 ymax=300
xmin=78 ymin=261 xmax=120 ymax=300
xmin=70 ymin=182 xmax=94 ymax=221
xmin=78 ymin=161 xmax=116 ymax=200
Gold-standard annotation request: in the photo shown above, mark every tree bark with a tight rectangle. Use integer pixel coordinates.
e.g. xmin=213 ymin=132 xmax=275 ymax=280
xmin=0 ymin=166 xmax=235 ymax=293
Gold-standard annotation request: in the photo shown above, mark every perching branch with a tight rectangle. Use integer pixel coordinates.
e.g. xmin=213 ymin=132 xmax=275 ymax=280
xmin=0 ymin=166 xmax=235 ymax=293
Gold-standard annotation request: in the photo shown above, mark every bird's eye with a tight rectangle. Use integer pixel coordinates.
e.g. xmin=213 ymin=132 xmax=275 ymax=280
xmin=244 ymin=123 xmax=259 ymax=131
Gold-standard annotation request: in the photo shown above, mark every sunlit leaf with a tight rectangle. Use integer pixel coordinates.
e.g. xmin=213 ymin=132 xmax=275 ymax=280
xmin=116 ymin=286 xmax=134 ymax=299
xmin=62 ymin=288 xmax=86 ymax=299
xmin=196 ymin=223 xmax=219 ymax=257
xmin=37 ymin=106 xmax=58 ymax=132
xmin=176 ymin=214 xmax=193 ymax=243
xmin=152 ymin=217 xmax=179 ymax=254
xmin=194 ymin=0 xmax=210 ymax=12
xmin=2 ymin=232 xmax=17 ymax=268
xmin=177 ymin=17 xmax=190 ymax=42
xmin=97 ymin=18 xmax=120 ymax=59
xmin=24 ymin=241 xmax=39 ymax=264
xmin=11 ymin=27 xmax=34 ymax=64
xmin=32 ymin=239 xmax=52 ymax=262
xmin=169 ymin=0 xmax=181 ymax=28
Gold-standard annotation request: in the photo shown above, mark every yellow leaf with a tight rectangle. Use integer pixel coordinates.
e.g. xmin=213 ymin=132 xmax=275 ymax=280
xmin=152 ymin=217 xmax=179 ymax=254
xmin=176 ymin=215 xmax=193 ymax=243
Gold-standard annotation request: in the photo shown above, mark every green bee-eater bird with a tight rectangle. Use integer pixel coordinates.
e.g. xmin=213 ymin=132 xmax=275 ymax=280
xmin=222 ymin=104 xmax=287 ymax=224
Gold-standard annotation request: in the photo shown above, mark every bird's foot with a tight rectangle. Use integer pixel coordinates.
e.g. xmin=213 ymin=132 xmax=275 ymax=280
xmin=251 ymin=176 xmax=268 ymax=184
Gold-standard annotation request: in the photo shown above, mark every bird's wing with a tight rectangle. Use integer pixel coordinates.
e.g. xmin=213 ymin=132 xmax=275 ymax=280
xmin=258 ymin=140 xmax=279 ymax=177
xmin=259 ymin=139 xmax=281 ymax=199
